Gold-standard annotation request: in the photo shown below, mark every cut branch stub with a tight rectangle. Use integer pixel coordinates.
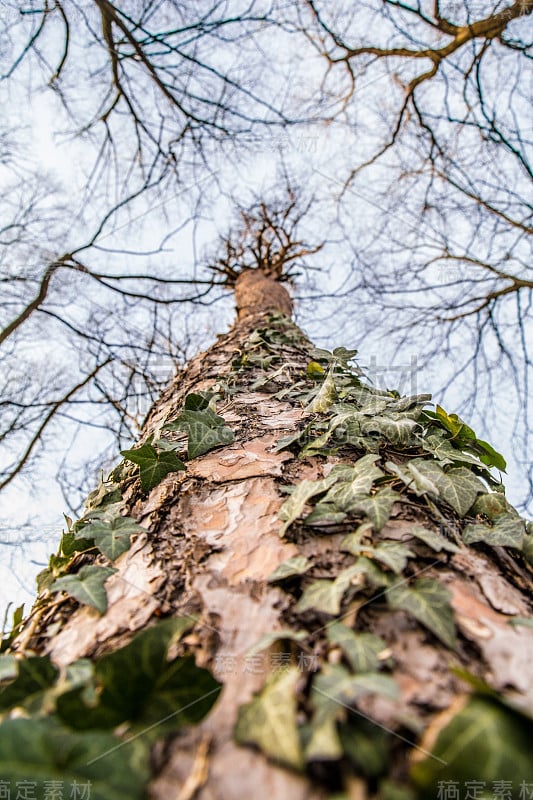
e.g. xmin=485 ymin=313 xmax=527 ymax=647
xmin=234 ymin=270 xmax=293 ymax=321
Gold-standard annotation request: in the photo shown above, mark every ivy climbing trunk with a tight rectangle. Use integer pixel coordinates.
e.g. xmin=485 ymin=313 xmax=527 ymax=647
xmin=6 ymin=269 xmax=533 ymax=800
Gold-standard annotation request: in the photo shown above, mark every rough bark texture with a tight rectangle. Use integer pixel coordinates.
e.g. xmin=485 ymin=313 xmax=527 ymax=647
xmin=235 ymin=269 xmax=293 ymax=320
xmin=13 ymin=269 xmax=533 ymax=799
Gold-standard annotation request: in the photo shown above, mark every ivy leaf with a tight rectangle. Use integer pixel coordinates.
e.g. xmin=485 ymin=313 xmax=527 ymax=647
xmin=339 ymin=719 xmax=390 ymax=777
xmin=164 ymin=408 xmax=234 ymax=458
xmin=409 ymin=526 xmax=460 ymax=554
xmin=184 ymin=391 xmax=215 ymax=411
xmin=305 ymin=369 xmax=338 ymax=414
xmin=0 ymin=718 xmax=150 ymax=800
xmin=360 ymin=414 xmax=418 ymax=446
xmin=60 ymin=531 xmax=95 ymax=557
xmin=357 ymin=397 xmax=390 ymax=416
xmin=80 ymin=515 xmax=145 ymax=560
xmin=386 ymin=394 xmax=432 ymax=413
xmin=304 ymin=503 xmax=348 ymax=527
xmin=470 ymin=492 xmax=511 ymax=520
xmin=247 ymin=629 xmax=308 ymax=657
xmin=434 ymin=405 xmax=475 ymax=441
xmin=296 ymin=577 xmax=348 ymax=616
xmin=235 ymin=667 xmax=304 ymax=770
xmin=84 ymin=479 xmax=122 ymax=513
xmin=51 ymin=565 xmax=118 ymax=614
xmin=0 ymin=656 xmax=58 ymax=712
xmin=474 ymin=439 xmax=507 ymax=471
xmin=344 ymin=487 xmax=398 ymax=531
xmin=279 ymin=474 xmax=338 ymax=536
xmin=523 ymin=535 xmax=533 ymax=566
xmin=322 ymin=455 xmax=384 ymax=510
xmin=350 ymin=557 xmax=392 ymax=587
xmin=267 ymin=556 xmax=311 ymax=583
xmin=305 ymin=707 xmax=343 ymax=760
xmin=406 ymin=460 xmax=485 ymax=517
xmin=386 ymin=578 xmax=456 ymax=649
xmin=411 ymin=696 xmax=533 ymax=789
xmin=327 ymin=623 xmax=388 ymax=673
xmin=121 ymin=443 xmax=185 ymax=492
xmin=332 ymin=346 xmax=359 ymax=366
xmin=421 ymin=432 xmax=486 ymax=468
xmin=340 ymin=532 xmax=414 ymax=574
xmin=273 ymin=428 xmax=308 ymax=453
xmin=462 ymin=515 xmax=526 ymax=548
xmin=379 ymin=780 xmax=416 ymax=800
xmin=372 ymin=541 xmax=415 ymax=574
xmin=312 ymin=664 xmax=398 ymax=715
xmin=57 ymin=619 xmax=219 ymax=735
xmin=307 ymin=361 xmax=325 ymax=379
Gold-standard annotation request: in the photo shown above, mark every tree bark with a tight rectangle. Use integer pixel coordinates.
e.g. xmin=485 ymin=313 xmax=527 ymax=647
xmin=11 ymin=270 xmax=533 ymax=799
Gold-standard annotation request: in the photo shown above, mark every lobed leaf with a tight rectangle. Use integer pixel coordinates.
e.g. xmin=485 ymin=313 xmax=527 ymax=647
xmin=51 ymin=565 xmax=118 ymax=614
xmin=121 ymin=442 xmax=185 ymax=492
xmin=235 ymin=667 xmax=304 ymax=770
xmin=386 ymin=578 xmax=456 ymax=649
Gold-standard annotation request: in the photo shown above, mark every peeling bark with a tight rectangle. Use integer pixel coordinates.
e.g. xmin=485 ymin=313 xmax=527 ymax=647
xmin=12 ymin=271 xmax=533 ymax=799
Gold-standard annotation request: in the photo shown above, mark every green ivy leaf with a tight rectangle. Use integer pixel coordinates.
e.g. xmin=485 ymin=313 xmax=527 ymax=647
xmin=360 ymin=414 xmax=418 ymax=446
xmin=332 ymin=346 xmax=359 ymax=366
xmin=80 ymin=515 xmax=145 ymax=560
xmin=379 ymin=779 xmax=416 ymax=800
xmin=321 ymin=455 xmax=384 ymax=510
xmin=84 ymin=479 xmax=122 ymax=513
xmin=307 ymin=360 xmax=325 ymax=378
xmin=60 ymin=531 xmax=95 ymax=557
xmin=235 ymin=667 xmax=304 ymax=770
xmin=470 ymin=492 xmax=512 ymax=520
xmin=51 ymin=565 xmax=118 ymax=614
xmin=386 ymin=394 xmax=432 ymax=412
xmin=121 ymin=443 xmax=185 ymax=492
xmin=435 ymin=405 xmax=475 ymax=441
xmin=340 ymin=533 xmax=414 ymax=574
xmin=305 ymin=369 xmax=338 ymax=413
xmin=164 ymin=408 xmax=234 ymax=459
xmin=184 ymin=391 xmax=215 ymax=411
xmin=312 ymin=664 xmax=398 ymax=721
xmin=267 ymin=556 xmax=311 ymax=583
xmin=386 ymin=578 xmax=456 ymax=649
xmin=0 ymin=718 xmax=150 ymax=800
xmin=247 ymin=629 xmax=308 ymax=657
xmin=356 ymin=397 xmax=390 ymax=416
xmin=474 ymin=439 xmax=507 ymax=471
xmin=339 ymin=719 xmax=390 ymax=777
xmin=296 ymin=577 xmax=348 ymax=616
xmin=411 ymin=696 xmax=533 ymax=790
xmin=421 ymin=431 xmax=487 ymax=468
xmin=305 ymin=707 xmax=343 ymax=760
xmin=1 ymin=605 xmax=24 ymax=652
xmin=279 ymin=474 xmax=338 ymax=536
xmin=57 ymin=619 xmax=219 ymax=735
xmin=523 ymin=535 xmax=533 ymax=565
xmin=0 ymin=656 xmax=58 ymax=712
xmin=462 ymin=515 xmax=526 ymax=548
xmin=304 ymin=503 xmax=348 ymax=527
xmin=405 ymin=460 xmax=485 ymax=517
xmin=344 ymin=487 xmax=398 ymax=531
xmin=327 ymin=623 xmax=388 ymax=673
xmin=409 ymin=526 xmax=460 ymax=554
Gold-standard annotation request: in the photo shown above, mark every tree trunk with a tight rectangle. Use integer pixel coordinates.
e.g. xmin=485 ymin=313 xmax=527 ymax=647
xmin=7 ymin=270 xmax=533 ymax=800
